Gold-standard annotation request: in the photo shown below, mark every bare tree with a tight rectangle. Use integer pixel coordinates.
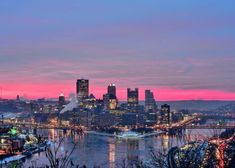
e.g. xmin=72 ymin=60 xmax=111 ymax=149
xmin=115 ymin=158 xmax=146 ymax=168
xmin=45 ymin=138 xmax=78 ymax=168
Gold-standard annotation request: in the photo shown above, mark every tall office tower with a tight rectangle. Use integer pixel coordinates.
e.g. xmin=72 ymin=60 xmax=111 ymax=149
xmin=76 ymin=79 xmax=89 ymax=99
xmin=108 ymin=84 xmax=116 ymax=97
xmin=103 ymin=93 xmax=110 ymax=111
xmin=161 ymin=104 xmax=171 ymax=125
xmin=145 ymin=90 xmax=157 ymax=112
xmin=58 ymin=93 xmax=66 ymax=108
xmin=127 ymin=88 xmax=139 ymax=112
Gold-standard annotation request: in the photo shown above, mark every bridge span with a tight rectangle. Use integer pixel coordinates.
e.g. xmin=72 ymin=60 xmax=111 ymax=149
xmin=185 ymin=125 xmax=235 ymax=129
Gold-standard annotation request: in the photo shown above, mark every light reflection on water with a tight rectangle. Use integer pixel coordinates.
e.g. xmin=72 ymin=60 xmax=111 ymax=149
xmin=23 ymin=128 xmax=221 ymax=167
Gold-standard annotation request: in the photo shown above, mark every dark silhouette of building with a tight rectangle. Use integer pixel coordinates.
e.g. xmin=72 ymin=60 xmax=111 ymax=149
xmin=122 ymin=113 xmax=138 ymax=126
xmin=76 ymin=79 xmax=89 ymax=99
xmin=103 ymin=93 xmax=110 ymax=111
xmin=145 ymin=111 xmax=158 ymax=126
xmin=94 ymin=113 xmax=117 ymax=127
xmin=108 ymin=84 xmax=116 ymax=97
xmin=161 ymin=104 xmax=171 ymax=125
xmin=127 ymin=88 xmax=138 ymax=112
xmin=58 ymin=93 xmax=65 ymax=110
xmin=145 ymin=90 xmax=157 ymax=113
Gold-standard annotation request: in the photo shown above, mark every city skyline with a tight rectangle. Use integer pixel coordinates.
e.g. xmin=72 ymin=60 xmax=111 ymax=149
xmin=1 ymin=1 xmax=235 ymax=100
xmin=0 ymin=1 xmax=234 ymax=167
xmin=2 ymin=79 xmax=235 ymax=101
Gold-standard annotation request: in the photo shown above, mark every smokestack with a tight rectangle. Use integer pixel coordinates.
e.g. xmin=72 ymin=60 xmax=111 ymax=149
xmin=60 ymin=95 xmax=78 ymax=114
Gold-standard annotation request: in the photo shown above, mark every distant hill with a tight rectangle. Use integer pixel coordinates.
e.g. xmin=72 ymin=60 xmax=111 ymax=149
xmin=214 ymin=104 xmax=235 ymax=113
xmin=155 ymin=100 xmax=235 ymax=111
xmin=0 ymin=103 xmax=19 ymax=112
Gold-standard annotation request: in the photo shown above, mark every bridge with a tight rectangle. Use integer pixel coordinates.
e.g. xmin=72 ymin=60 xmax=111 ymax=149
xmin=153 ymin=116 xmax=235 ymax=130
xmin=153 ymin=116 xmax=199 ymax=129
xmin=198 ymin=114 xmax=235 ymax=120
xmin=185 ymin=125 xmax=235 ymax=129
xmin=2 ymin=121 xmax=85 ymax=131
xmin=3 ymin=116 xmax=235 ymax=131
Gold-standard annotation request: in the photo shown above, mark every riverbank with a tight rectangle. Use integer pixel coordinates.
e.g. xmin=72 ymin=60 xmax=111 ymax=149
xmin=0 ymin=140 xmax=51 ymax=166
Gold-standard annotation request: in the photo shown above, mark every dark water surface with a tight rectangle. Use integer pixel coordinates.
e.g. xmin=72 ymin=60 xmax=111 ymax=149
xmin=23 ymin=128 xmax=223 ymax=168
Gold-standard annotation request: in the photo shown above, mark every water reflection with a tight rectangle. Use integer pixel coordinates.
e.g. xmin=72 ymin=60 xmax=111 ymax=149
xmin=127 ymin=140 xmax=139 ymax=162
xmin=24 ymin=128 xmax=228 ymax=167
xmin=108 ymin=143 xmax=115 ymax=168
xmin=162 ymin=134 xmax=169 ymax=154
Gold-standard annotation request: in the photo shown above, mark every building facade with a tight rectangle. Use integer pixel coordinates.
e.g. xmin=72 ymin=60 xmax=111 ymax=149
xmin=76 ymin=79 xmax=89 ymax=99
xmin=145 ymin=90 xmax=157 ymax=113
xmin=127 ymin=88 xmax=139 ymax=112
xmin=58 ymin=93 xmax=65 ymax=110
xmin=108 ymin=84 xmax=116 ymax=97
xmin=160 ymin=104 xmax=171 ymax=125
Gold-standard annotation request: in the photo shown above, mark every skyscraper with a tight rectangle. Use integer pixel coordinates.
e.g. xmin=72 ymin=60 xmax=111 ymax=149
xmin=76 ymin=79 xmax=89 ymax=99
xmin=161 ymin=104 xmax=171 ymax=125
xmin=108 ymin=84 xmax=116 ymax=97
xmin=127 ymin=88 xmax=139 ymax=112
xmin=103 ymin=84 xmax=118 ymax=110
xmin=103 ymin=93 xmax=110 ymax=111
xmin=58 ymin=93 xmax=66 ymax=110
xmin=145 ymin=90 xmax=157 ymax=112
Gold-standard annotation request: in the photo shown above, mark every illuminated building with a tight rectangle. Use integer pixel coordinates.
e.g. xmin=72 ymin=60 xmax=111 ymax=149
xmin=78 ymin=94 xmax=97 ymax=110
xmin=109 ymin=95 xmax=118 ymax=110
xmin=108 ymin=84 xmax=116 ymax=97
xmin=103 ymin=84 xmax=118 ymax=110
xmin=109 ymin=109 xmax=125 ymax=124
xmin=76 ymin=79 xmax=89 ymax=99
xmin=127 ymin=88 xmax=138 ymax=112
xmin=0 ymin=126 xmax=12 ymax=156
xmin=0 ymin=126 xmax=24 ymax=156
xmin=161 ymin=104 xmax=171 ymax=125
xmin=145 ymin=90 xmax=157 ymax=113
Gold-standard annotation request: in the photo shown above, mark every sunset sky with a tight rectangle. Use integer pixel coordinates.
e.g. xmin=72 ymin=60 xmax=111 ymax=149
xmin=0 ymin=1 xmax=235 ymax=100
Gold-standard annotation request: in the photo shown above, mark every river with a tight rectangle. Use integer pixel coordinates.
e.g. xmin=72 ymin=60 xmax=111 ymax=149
xmin=21 ymin=127 xmax=226 ymax=168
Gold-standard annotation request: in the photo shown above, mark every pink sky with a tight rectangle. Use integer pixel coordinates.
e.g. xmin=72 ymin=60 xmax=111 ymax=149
xmin=1 ymin=82 xmax=235 ymax=101
xmin=1 ymin=1 xmax=235 ymax=101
